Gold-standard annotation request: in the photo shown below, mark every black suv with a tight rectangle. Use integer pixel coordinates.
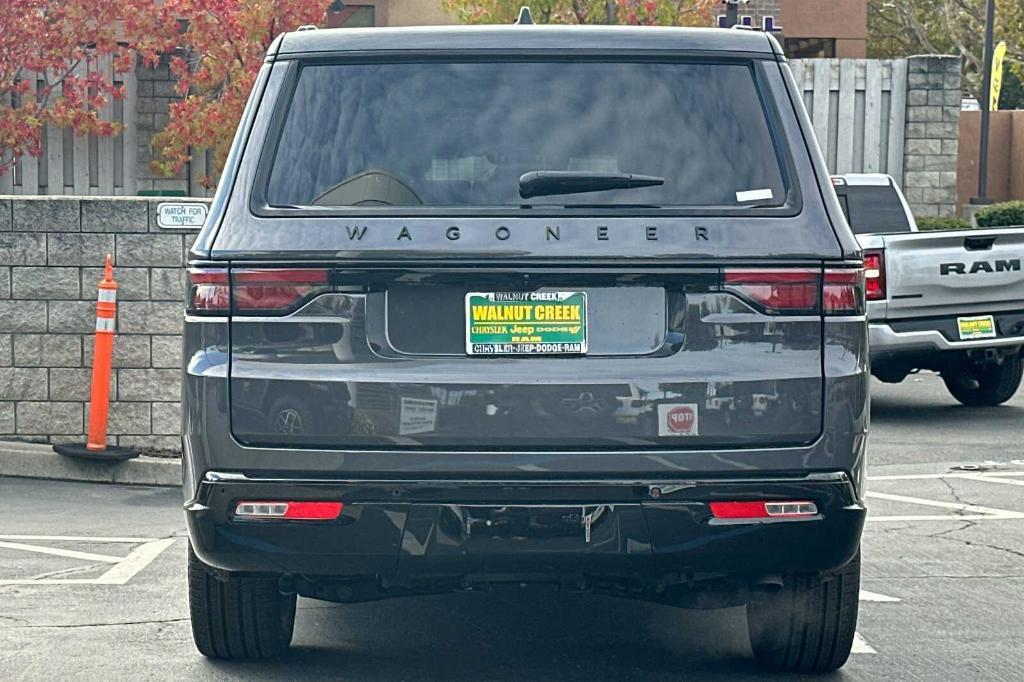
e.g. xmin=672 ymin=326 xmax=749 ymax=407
xmin=183 ymin=23 xmax=868 ymax=673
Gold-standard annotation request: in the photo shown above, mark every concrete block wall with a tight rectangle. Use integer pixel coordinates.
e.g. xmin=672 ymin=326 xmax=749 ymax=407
xmin=903 ymin=55 xmax=962 ymax=217
xmin=0 ymin=196 xmax=208 ymax=453
xmin=135 ymin=56 xmax=189 ymax=195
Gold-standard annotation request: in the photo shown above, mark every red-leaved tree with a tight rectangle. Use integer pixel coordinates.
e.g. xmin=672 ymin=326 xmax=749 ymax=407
xmin=0 ymin=0 xmax=160 ymax=175
xmin=146 ymin=0 xmax=331 ymax=186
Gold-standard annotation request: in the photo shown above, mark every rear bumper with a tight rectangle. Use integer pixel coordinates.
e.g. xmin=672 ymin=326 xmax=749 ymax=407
xmin=186 ymin=471 xmax=864 ymax=585
xmin=870 ymin=321 xmax=1024 ymax=354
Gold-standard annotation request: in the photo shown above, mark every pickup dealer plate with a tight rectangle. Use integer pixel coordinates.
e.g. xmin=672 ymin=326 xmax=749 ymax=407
xmin=957 ymin=314 xmax=997 ymax=340
xmin=465 ymin=292 xmax=587 ymax=355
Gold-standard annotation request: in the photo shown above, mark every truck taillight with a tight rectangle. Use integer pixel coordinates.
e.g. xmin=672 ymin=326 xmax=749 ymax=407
xmin=823 ymin=268 xmax=865 ymax=315
xmin=232 ymin=268 xmax=331 ymax=315
xmin=723 ymin=269 xmax=820 ymax=314
xmin=863 ymin=250 xmax=886 ymax=301
xmin=186 ymin=268 xmax=229 ymax=314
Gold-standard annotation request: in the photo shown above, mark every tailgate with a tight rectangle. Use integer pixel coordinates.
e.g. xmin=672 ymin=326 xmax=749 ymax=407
xmin=227 ymin=265 xmax=825 ymax=451
xmin=877 ymin=229 xmax=1024 ymax=318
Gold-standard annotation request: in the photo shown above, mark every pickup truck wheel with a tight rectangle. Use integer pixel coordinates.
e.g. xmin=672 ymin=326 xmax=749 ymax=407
xmin=746 ymin=552 xmax=860 ymax=673
xmin=188 ymin=544 xmax=296 ymax=659
xmin=942 ymin=354 xmax=1023 ymax=407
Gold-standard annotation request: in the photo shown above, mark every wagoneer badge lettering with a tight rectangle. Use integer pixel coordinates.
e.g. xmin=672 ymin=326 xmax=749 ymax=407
xmin=333 ymin=224 xmax=718 ymax=245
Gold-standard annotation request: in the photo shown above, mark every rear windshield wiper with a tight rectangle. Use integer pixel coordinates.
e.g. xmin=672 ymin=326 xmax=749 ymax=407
xmin=519 ymin=171 xmax=664 ymax=199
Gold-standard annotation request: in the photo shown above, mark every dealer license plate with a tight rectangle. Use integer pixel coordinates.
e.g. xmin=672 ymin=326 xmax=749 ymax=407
xmin=957 ymin=314 xmax=997 ymax=340
xmin=465 ymin=292 xmax=587 ymax=355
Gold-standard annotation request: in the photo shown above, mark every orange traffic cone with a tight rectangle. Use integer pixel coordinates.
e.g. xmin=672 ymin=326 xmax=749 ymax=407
xmin=54 ymin=255 xmax=138 ymax=462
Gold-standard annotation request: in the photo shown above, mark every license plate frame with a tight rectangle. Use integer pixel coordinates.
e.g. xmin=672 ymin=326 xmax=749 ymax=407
xmin=957 ymin=314 xmax=997 ymax=340
xmin=465 ymin=291 xmax=588 ymax=356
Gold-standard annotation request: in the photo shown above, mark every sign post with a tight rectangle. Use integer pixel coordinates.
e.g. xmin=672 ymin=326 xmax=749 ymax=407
xmin=972 ymin=0 xmax=997 ymax=205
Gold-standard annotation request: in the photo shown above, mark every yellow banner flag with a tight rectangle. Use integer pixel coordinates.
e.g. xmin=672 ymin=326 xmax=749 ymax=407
xmin=991 ymin=41 xmax=1008 ymax=111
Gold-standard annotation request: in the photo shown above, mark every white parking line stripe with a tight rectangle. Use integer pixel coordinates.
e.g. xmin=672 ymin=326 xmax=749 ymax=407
xmin=860 ymin=590 xmax=901 ymax=602
xmin=868 ymin=514 xmax=1023 ymax=522
xmin=865 ymin=491 xmax=1024 ymax=518
xmin=0 ymin=578 xmax=122 ymax=585
xmin=955 ymin=474 xmax=1024 ymax=487
xmin=0 ymin=538 xmax=175 ymax=586
xmin=90 ymin=538 xmax=176 ymax=585
xmin=852 ymin=632 xmax=877 ymax=654
xmin=869 ymin=471 xmax=1024 ymax=481
xmin=0 ymin=535 xmax=156 ymax=543
xmin=0 ymin=540 xmax=122 ymax=564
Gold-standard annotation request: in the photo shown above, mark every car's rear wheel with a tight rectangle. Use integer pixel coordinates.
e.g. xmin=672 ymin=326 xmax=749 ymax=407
xmin=746 ymin=551 xmax=860 ymax=673
xmin=188 ymin=544 xmax=296 ymax=659
xmin=942 ymin=353 xmax=1023 ymax=407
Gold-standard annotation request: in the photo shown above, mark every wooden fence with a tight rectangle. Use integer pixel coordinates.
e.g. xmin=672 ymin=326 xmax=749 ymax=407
xmin=790 ymin=58 xmax=909 ymax=186
xmin=1 ymin=58 xmax=138 ymax=196
xmin=1 ymin=60 xmax=216 ymax=198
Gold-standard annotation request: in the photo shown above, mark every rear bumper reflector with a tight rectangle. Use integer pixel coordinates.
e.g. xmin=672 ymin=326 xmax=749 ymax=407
xmin=708 ymin=500 xmax=818 ymax=519
xmin=234 ymin=501 xmax=343 ymax=520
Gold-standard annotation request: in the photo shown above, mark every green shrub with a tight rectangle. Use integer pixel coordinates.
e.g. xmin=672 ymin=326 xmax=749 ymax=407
xmin=916 ymin=216 xmax=972 ymax=231
xmin=975 ymin=201 xmax=1024 ymax=228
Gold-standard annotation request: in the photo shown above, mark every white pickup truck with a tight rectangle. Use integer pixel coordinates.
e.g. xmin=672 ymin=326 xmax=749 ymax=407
xmin=834 ymin=174 xmax=1024 ymax=406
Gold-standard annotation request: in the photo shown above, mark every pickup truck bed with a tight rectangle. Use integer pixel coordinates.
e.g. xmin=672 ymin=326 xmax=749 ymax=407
xmin=862 ymin=227 xmax=1024 ymax=348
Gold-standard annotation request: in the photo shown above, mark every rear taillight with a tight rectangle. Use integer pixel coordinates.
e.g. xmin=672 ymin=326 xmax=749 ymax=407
xmin=863 ymin=250 xmax=886 ymax=301
xmin=823 ymin=268 xmax=866 ymax=315
xmin=232 ymin=268 xmax=331 ymax=315
xmin=709 ymin=500 xmax=818 ymax=520
xmin=724 ymin=269 xmax=820 ymax=314
xmin=724 ymin=267 xmax=865 ymax=316
xmin=186 ymin=268 xmax=229 ymax=314
xmin=234 ymin=501 xmax=343 ymax=520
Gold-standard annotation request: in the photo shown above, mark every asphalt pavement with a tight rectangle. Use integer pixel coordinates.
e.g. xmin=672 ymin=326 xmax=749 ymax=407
xmin=2 ymin=373 xmax=1023 ymax=680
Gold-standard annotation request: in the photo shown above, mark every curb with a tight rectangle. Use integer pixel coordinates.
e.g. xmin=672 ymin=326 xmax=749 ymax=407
xmin=0 ymin=440 xmax=181 ymax=487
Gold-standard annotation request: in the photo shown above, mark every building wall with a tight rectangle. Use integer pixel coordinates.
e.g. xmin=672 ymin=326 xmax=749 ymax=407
xmin=746 ymin=0 xmax=782 ymax=21
xmin=721 ymin=0 xmax=781 ymax=31
xmin=0 ymin=196 xmax=206 ymax=453
xmin=782 ymin=0 xmax=867 ymax=41
xmin=726 ymin=0 xmax=866 ymax=57
xmin=337 ymin=0 xmax=452 ymax=27
xmin=958 ymin=110 xmax=1024 ymax=207
xmin=387 ymin=0 xmax=452 ymax=25
xmin=782 ymin=0 xmax=867 ymax=57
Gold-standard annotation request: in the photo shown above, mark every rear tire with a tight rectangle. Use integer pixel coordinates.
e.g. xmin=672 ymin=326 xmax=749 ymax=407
xmin=746 ymin=552 xmax=860 ymax=673
xmin=188 ymin=544 xmax=296 ymax=659
xmin=942 ymin=353 xmax=1023 ymax=407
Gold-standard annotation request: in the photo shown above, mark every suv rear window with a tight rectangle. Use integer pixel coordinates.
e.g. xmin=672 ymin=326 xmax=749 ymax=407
xmin=264 ymin=60 xmax=788 ymax=209
xmin=837 ymin=185 xmax=912 ymax=234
